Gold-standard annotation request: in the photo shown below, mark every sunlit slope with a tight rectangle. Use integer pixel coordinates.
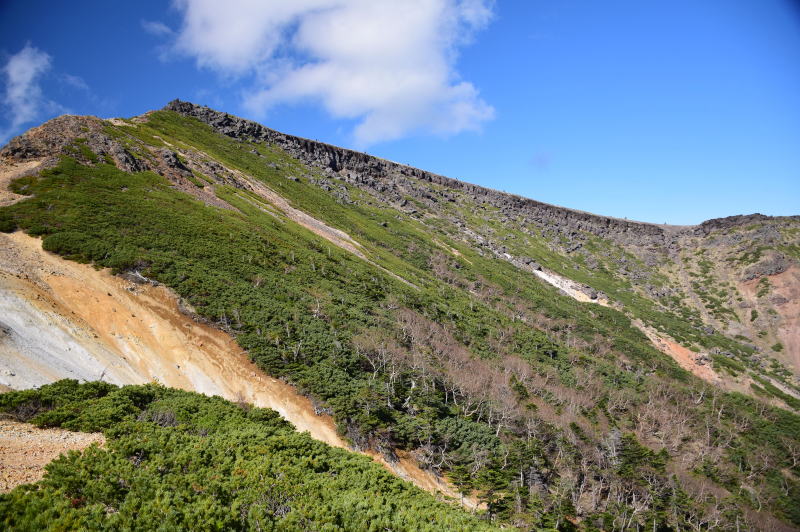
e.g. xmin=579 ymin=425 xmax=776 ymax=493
xmin=0 ymin=104 xmax=798 ymax=529
xmin=165 ymin=98 xmax=800 ymax=385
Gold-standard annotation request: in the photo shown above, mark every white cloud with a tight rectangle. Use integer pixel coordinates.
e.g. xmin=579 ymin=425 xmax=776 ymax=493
xmin=170 ymin=0 xmax=495 ymax=146
xmin=1 ymin=44 xmax=54 ymax=144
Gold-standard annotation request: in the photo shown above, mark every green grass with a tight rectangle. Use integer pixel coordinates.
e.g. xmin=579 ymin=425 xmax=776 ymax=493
xmin=757 ymin=277 xmax=771 ymax=298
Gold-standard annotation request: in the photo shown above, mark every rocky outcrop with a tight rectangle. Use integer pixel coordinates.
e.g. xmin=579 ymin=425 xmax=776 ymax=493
xmin=163 ymin=100 xmax=686 ymax=249
xmin=0 ymin=115 xmax=146 ymax=173
xmin=6 ymin=102 xmax=794 ymax=257
xmin=694 ymin=214 xmax=773 ymax=235
xmin=743 ymin=252 xmax=791 ymax=281
xmin=164 ymin=100 xmax=800 ymax=256
xmin=0 ymin=114 xmax=236 ymax=209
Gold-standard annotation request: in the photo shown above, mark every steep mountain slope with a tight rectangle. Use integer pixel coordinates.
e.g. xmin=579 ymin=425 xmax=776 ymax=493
xmin=164 ymin=99 xmax=800 ymax=389
xmin=0 ymin=101 xmax=799 ymax=530
xmin=0 ymin=230 xmax=468 ymax=502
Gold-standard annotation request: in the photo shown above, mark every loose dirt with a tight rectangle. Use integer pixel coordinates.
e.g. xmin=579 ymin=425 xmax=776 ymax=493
xmin=0 ymin=419 xmax=104 ymax=493
xmin=0 ymin=159 xmax=43 ymax=207
xmin=633 ymin=320 xmax=721 ymax=384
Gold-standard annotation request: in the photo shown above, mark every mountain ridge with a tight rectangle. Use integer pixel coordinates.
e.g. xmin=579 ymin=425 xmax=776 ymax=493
xmin=1 ymin=101 xmax=799 ymax=530
xmin=2 ymin=101 xmax=798 ymax=377
xmin=162 ymin=99 xmax=797 ymax=234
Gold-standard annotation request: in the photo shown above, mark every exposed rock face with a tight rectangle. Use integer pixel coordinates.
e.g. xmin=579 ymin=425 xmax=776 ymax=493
xmin=1 ymin=115 xmax=97 ymax=161
xmin=4 ymin=101 xmax=795 ymax=258
xmin=693 ymin=213 xmax=773 ymax=234
xmin=0 ymin=115 xmax=146 ymax=173
xmin=163 ymin=101 xmax=677 ymax=247
xmin=742 ymin=252 xmax=791 ymax=281
xmin=157 ymin=148 xmax=191 ymax=174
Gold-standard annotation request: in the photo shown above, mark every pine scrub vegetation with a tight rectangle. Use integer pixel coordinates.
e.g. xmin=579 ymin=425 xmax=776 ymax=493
xmin=0 ymin=381 xmax=496 ymax=531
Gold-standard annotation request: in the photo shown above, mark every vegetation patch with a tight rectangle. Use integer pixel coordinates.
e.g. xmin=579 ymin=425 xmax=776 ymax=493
xmin=0 ymin=381 xmax=494 ymax=531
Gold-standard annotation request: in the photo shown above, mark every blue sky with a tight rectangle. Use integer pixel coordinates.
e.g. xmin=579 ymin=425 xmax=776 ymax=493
xmin=1 ymin=0 xmax=798 ymax=225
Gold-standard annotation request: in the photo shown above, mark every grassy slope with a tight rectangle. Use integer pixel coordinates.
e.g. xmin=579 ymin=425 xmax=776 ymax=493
xmin=0 ymin=111 xmax=798 ymax=529
xmin=0 ymin=380 xmax=496 ymax=531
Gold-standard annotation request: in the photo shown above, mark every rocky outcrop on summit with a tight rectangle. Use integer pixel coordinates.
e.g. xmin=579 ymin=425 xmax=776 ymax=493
xmin=164 ymin=100 xmax=800 ymax=276
xmin=5 ymin=101 xmax=791 ymax=258
xmin=0 ymin=115 xmax=146 ymax=173
xmin=164 ymin=100 xmax=680 ymax=249
xmin=165 ymin=100 xmax=800 ymax=254
xmin=694 ymin=214 xmax=774 ymax=234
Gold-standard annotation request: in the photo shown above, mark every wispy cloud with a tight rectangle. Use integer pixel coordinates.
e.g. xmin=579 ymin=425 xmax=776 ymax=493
xmin=1 ymin=44 xmax=58 ymax=144
xmin=59 ymin=72 xmax=113 ymax=113
xmin=167 ymin=0 xmax=495 ymax=146
xmin=62 ymin=73 xmax=89 ymax=91
xmin=142 ymin=19 xmax=174 ymax=37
